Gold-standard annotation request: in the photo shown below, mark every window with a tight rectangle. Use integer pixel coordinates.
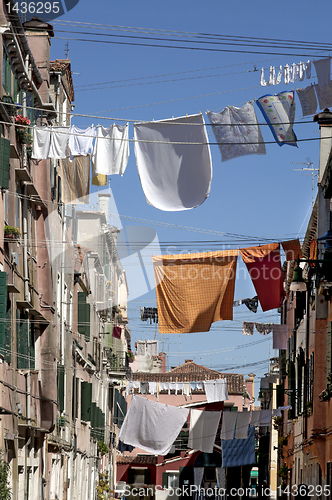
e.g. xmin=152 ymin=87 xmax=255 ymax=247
xmin=80 ymin=381 xmax=92 ymax=421
xmin=77 ymin=292 xmax=90 ymax=342
xmin=128 ymin=468 xmax=151 ymax=485
xmin=0 ymin=138 xmax=10 ymax=189
xmin=57 ymin=364 xmax=65 ymax=413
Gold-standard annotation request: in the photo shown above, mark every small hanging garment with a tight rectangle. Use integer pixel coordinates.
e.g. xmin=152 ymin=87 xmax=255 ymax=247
xmin=188 ymin=409 xmax=221 ymax=453
xmin=118 ymin=395 xmax=189 ymax=455
xmin=256 ymin=91 xmax=297 ymax=147
xmin=112 ymin=326 xmax=121 ymax=339
xmin=296 ymin=86 xmax=318 ymax=116
xmin=134 ymin=114 xmax=212 ymax=211
xmin=255 ymin=322 xmax=272 ymax=335
xmin=92 ymin=123 xmax=129 ymax=176
xmin=242 ymin=322 xmax=254 ymax=336
xmin=240 ymin=243 xmax=285 ymax=312
xmin=283 ymin=64 xmax=290 ymax=85
xmin=69 ymin=125 xmax=96 ymax=160
xmin=207 ymin=102 xmax=266 ymax=163
xmin=306 ymin=60 xmax=312 ymax=79
xmin=153 ymin=250 xmax=239 ymax=333
xmin=260 ymin=67 xmax=268 ymax=86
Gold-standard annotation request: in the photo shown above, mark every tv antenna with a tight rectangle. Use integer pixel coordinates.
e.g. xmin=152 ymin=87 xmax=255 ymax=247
xmin=292 ymin=159 xmax=318 ymax=207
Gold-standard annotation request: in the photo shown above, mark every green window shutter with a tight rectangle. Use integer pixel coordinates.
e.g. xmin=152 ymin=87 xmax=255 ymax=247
xmin=5 ymin=307 xmax=11 ymax=364
xmin=74 ymin=377 xmax=79 ymax=419
xmin=327 ymin=322 xmax=332 ymax=386
xmin=81 ymin=381 xmax=92 ymax=421
xmin=17 ymin=310 xmax=29 ymax=369
xmin=231 ymin=406 xmax=238 ymax=412
xmin=57 ymin=365 xmax=65 ymax=413
xmin=91 ymin=401 xmax=97 ymax=438
xmin=162 ymin=473 xmax=168 ymax=489
xmin=0 ymin=272 xmax=7 ymax=358
xmin=0 ymin=138 xmax=10 ymax=190
xmin=29 ymin=324 xmax=35 ymax=370
xmin=78 ymin=292 xmax=90 ymax=342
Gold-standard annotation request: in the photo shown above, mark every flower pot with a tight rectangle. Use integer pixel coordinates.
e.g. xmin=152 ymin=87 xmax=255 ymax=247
xmin=16 ymin=128 xmax=28 ymax=144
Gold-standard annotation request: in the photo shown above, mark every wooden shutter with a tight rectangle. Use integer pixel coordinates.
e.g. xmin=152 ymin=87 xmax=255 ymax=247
xmin=17 ymin=310 xmax=29 ymax=369
xmin=73 ymin=377 xmax=79 ymax=419
xmin=77 ymin=292 xmax=90 ymax=342
xmin=57 ymin=365 xmax=65 ymax=412
xmin=0 ymin=138 xmax=10 ymax=189
xmin=0 ymin=272 xmax=7 ymax=358
xmin=81 ymin=381 xmax=92 ymax=421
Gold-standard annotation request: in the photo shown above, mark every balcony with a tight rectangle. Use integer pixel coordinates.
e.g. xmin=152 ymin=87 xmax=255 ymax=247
xmin=103 ymin=348 xmax=131 ymax=377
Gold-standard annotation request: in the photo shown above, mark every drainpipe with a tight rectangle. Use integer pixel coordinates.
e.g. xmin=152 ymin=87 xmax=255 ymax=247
xmin=22 ymin=183 xmax=29 ymax=302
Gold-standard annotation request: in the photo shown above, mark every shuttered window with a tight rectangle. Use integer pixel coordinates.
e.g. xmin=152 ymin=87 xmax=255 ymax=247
xmin=77 ymin=292 xmax=90 ymax=342
xmin=0 ymin=271 xmax=11 ymax=363
xmin=81 ymin=381 xmax=92 ymax=421
xmin=0 ymin=137 xmax=10 ymax=189
xmin=57 ymin=365 xmax=65 ymax=413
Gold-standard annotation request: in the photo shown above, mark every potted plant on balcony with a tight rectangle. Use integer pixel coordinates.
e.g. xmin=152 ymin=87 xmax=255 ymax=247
xmin=1 ymin=94 xmax=17 ymax=116
xmin=126 ymin=350 xmax=134 ymax=363
xmin=15 ymin=115 xmax=31 ymax=144
xmin=4 ymin=225 xmax=20 ymax=240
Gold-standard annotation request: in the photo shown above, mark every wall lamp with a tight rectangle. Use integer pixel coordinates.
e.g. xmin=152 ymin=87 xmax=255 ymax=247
xmin=290 ymin=255 xmax=332 ymax=292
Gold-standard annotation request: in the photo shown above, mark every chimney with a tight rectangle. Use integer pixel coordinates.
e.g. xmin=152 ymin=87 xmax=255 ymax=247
xmin=98 ymin=192 xmax=111 ymax=217
xmin=185 ymin=359 xmax=193 ymax=363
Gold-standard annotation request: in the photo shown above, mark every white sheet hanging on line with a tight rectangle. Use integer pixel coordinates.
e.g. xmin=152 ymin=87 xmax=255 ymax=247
xmin=207 ymin=102 xmax=266 ymax=163
xmin=92 ymin=123 xmax=129 ymax=176
xmin=49 ymin=126 xmax=70 ymax=159
xmin=221 ymin=411 xmax=237 ymax=440
xmin=203 ymin=379 xmax=228 ymax=403
xmin=134 ymin=113 xmax=212 ymax=211
xmin=188 ymin=409 xmax=221 ymax=453
xmin=235 ymin=411 xmax=250 ymax=439
xmin=32 ymin=126 xmax=51 ymax=159
xmin=118 ymin=395 xmax=189 ymax=455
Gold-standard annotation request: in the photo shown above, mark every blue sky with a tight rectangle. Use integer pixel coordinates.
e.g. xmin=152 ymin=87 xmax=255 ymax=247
xmin=47 ymin=0 xmax=329 ymax=387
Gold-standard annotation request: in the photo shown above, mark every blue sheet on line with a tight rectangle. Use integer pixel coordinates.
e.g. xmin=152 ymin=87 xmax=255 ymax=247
xmin=221 ymin=426 xmax=256 ymax=468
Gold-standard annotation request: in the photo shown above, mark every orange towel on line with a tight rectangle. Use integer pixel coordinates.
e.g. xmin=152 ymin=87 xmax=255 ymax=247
xmin=281 ymin=239 xmax=303 ymax=261
xmin=240 ymin=243 xmax=285 ymax=312
xmin=153 ymin=250 xmax=239 ymax=334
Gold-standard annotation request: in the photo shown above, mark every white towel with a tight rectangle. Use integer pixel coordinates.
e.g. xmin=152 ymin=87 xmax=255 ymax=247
xmin=314 ymin=58 xmax=331 ymax=88
xmin=235 ymin=412 xmax=250 ymax=439
xmin=260 ymin=409 xmax=272 ymax=426
xmin=69 ymin=125 xmax=96 ymax=160
xmin=175 ymin=382 xmax=183 ymax=396
xmin=133 ymin=381 xmax=140 ymax=390
xmin=32 ymin=126 xmax=51 ymax=159
xmin=221 ymin=412 xmax=237 ymax=440
xmin=188 ymin=409 xmax=221 ymax=453
xmin=296 ymin=86 xmax=318 ymax=116
xmin=49 ymin=126 xmax=70 ymax=159
xmin=250 ymin=411 xmax=261 ymax=427
xmin=93 ymin=124 xmax=129 ymax=176
xmin=204 ymin=379 xmax=228 ymax=403
xmin=183 ymin=382 xmax=191 ymax=397
xmin=149 ymin=382 xmax=157 ymax=396
xmin=134 ymin=114 xmax=212 ymax=212
xmin=119 ymin=395 xmax=189 ymax=455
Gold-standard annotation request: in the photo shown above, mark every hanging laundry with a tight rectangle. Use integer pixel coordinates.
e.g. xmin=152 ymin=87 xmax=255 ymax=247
xmin=133 ymin=381 xmax=140 ymax=391
xmin=216 ymin=468 xmax=226 ymax=490
xmin=207 ymin=102 xmax=266 ymax=163
xmin=190 ymin=382 xmax=198 ymax=391
xmin=242 ymin=322 xmax=254 ymax=336
xmin=140 ymin=382 xmax=148 ymax=395
xmin=117 ymin=440 xmax=135 ymax=453
xmin=222 ymin=426 xmax=256 ymax=468
xmin=260 ymin=409 xmax=272 ymax=426
xmin=92 ymin=123 xmax=129 ymax=176
xmin=118 ymin=395 xmax=189 ymax=455
xmin=112 ymin=326 xmax=122 ymax=339
xmin=289 ymin=63 xmax=298 ymax=83
xmin=175 ymin=382 xmax=183 ymax=395
xmin=49 ymin=126 xmax=70 ymax=159
xmin=260 ymin=66 xmax=282 ymax=86
xmin=134 ymin=114 xmax=212 ymax=211
xmin=272 ymin=324 xmax=288 ymax=350
xmin=296 ymin=86 xmax=318 ymax=116
xmin=256 ymin=91 xmax=297 ymax=147
xmin=240 ymin=243 xmax=285 ymax=312
xmin=235 ymin=411 xmax=250 ymax=439
xmin=315 ymin=83 xmax=332 ymax=109
xmin=140 ymin=307 xmax=158 ymax=323
xmin=313 ymin=58 xmax=331 ymax=88
xmin=273 ymin=405 xmax=291 ymax=417
xmin=148 ymin=382 xmax=157 ymax=396
xmin=153 ymin=250 xmax=239 ymax=333
xmin=126 ymin=381 xmax=134 ymax=397
xmin=250 ymin=411 xmax=261 ymax=427
xmin=188 ymin=409 xmax=221 ymax=453
xmin=283 ymin=64 xmax=290 ymax=85
xmin=276 ymin=66 xmax=283 ymax=85
xmin=60 ymin=155 xmax=90 ymax=204
xmin=255 ymin=323 xmax=272 ymax=335
xmin=260 ymin=67 xmax=268 ymax=86
xmin=196 ymin=381 xmax=204 ymax=390
xmin=203 ymin=379 xmax=228 ymax=403
xmin=298 ymin=62 xmax=306 ymax=82
xmin=281 ymin=239 xmax=303 ymax=261
xmin=183 ymin=382 xmax=192 ymax=399
xmin=221 ymin=411 xmax=237 ymax=441
xmin=32 ymin=126 xmax=51 ymax=159
xmin=242 ymin=296 xmax=259 ymax=313
xmin=306 ymin=60 xmax=312 ymax=79
xmin=69 ymin=125 xmax=96 ymax=160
